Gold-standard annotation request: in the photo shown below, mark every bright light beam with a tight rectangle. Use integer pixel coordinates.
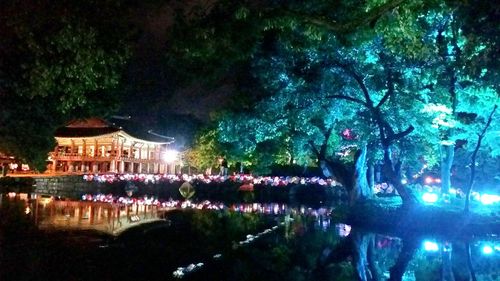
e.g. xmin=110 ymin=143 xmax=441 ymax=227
xmin=163 ymin=150 xmax=179 ymax=163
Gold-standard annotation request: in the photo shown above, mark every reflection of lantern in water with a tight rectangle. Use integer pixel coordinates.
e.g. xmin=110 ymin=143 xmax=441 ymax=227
xmin=273 ymin=204 xmax=279 ymax=214
xmin=335 ymin=223 xmax=351 ymax=237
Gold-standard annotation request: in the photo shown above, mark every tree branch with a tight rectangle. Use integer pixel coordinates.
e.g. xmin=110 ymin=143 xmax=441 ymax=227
xmin=286 ymin=0 xmax=407 ymax=33
xmin=326 ymin=94 xmax=368 ymax=106
xmin=308 ymin=140 xmax=321 ymax=159
xmin=320 ymin=125 xmax=334 ymax=157
xmin=387 ymin=125 xmax=415 ymax=143
xmin=376 ymin=89 xmax=392 ymax=109
xmin=329 ymin=61 xmax=374 ymax=107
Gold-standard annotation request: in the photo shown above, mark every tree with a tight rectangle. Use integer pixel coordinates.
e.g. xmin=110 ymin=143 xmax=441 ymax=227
xmin=167 ymin=0 xmax=430 ymax=83
xmin=169 ymin=0 xmax=498 ymax=207
xmin=458 ymin=92 xmax=499 ymax=212
xmin=184 ymin=128 xmax=223 ymax=174
xmin=214 ymin=28 xmax=438 ymax=205
xmin=0 ymin=0 xmax=130 ymax=170
xmin=378 ymin=4 xmax=500 ymax=195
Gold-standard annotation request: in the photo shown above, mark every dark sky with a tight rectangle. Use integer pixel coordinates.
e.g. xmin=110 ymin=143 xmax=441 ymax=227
xmin=114 ymin=1 xmax=234 ymax=148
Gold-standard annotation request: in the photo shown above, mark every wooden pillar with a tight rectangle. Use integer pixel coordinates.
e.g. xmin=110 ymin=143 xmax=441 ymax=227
xmin=155 ymin=145 xmax=160 ymax=173
xmin=94 ymin=139 xmax=98 ymax=157
xmin=146 ymin=145 xmax=151 ymax=173
xmin=52 ymin=159 xmax=58 ymax=173
xmin=34 ymin=194 xmax=39 ymax=226
xmin=110 ymin=159 xmax=116 ymax=173
xmin=115 ymin=206 xmax=120 ymax=228
xmin=110 ymin=138 xmax=116 ymax=173
xmin=97 ymin=206 xmax=102 ymax=223
xmin=119 ymin=161 xmax=125 ymax=174
xmin=107 ymin=207 xmax=112 ymax=224
xmin=129 ymin=142 xmax=134 ymax=159
xmin=119 ymin=139 xmax=125 ymax=173
xmin=51 ymin=145 xmax=58 ymax=173
xmin=82 ymin=140 xmax=87 ymax=156
xmin=92 ymin=162 xmax=98 ymax=173
xmin=126 ymin=205 xmax=130 ymax=222
xmin=81 ymin=140 xmax=87 ymax=172
xmin=89 ymin=205 xmax=95 ymax=225
xmin=119 ymin=139 xmax=124 ymax=158
xmin=78 ymin=205 xmax=83 ymax=224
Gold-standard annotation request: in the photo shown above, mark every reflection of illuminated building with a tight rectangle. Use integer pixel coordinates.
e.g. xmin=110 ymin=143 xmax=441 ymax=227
xmin=50 ymin=118 xmax=175 ymax=174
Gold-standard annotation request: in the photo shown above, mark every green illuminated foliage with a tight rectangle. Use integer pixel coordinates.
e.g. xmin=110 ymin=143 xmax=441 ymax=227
xmin=184 ymin=128 xmax=223 ymax=173
xmin=0 ymin=0 xmax=132 ymax=170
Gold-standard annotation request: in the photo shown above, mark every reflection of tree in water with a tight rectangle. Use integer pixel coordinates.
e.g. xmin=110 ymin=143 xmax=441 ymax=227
xmin=316 ymin=227 xmax=500 ymax=281
xmin=219 ymin=213 xmax=350 ymax=281
xmin=317 ymin=229 xmax=420 ymax=281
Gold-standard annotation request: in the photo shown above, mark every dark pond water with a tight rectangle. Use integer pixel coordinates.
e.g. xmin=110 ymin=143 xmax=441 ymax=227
xmin=1 ymin=197 xmax=499 ymax=281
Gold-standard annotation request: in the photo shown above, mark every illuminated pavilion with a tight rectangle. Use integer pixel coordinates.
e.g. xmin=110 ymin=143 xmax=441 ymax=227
xmin=49 ymin=118 xmax=174 ymax=174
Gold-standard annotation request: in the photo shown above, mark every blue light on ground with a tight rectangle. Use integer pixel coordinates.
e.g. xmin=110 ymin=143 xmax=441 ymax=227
xmin=422 ymin=193 xmax=438 ymax=203
xmin=480 ymin=194 xmax=500 ymax=205
xmin=482 ymin=245 xmax=493 ymax=255
xmin=423 ymin=240 xmax=439 ymax=252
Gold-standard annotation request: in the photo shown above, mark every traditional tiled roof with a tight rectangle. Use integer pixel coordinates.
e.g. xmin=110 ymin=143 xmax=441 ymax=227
xmin=54 ymin=127 xmax=121 ymax=138
xmin=54 ymin=118 xmax=172 ymax=144
xmin=54 ymin=118 xmax=120 ymax=138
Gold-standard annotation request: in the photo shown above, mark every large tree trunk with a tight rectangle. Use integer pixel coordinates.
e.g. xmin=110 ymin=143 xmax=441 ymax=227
xmin=440 ymin=144 xmax=454 ymax=194
xmin=318 ymin=230 xmax=379 ymax=281
xmin=388 ymin=238 xmax=418 ymax=281
xmin=352 ymin=232 xmax=378 ymax=281
xmin=319 ymin=146 xmax=372 ymax=206
xmin=368 ymin=163 xmax=375 ymax=191
xmin=310 ymin=129 xmax=373 ymax=205
xmin=465 ymin=241 xmax=477 ymax=281
xmin=352 ymin=145 xmax=371 ymax=203
xmin=441 ymin=244 xmax=455 ymax=281
xmin=382 ymin=145 xmax=416 ymax=206
xmin=464 ymin=104 xmax=497 ymax=213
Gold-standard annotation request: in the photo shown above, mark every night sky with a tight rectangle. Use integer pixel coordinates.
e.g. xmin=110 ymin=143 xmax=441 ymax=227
xmin=114 ymin=1 xmax=235 ymax=148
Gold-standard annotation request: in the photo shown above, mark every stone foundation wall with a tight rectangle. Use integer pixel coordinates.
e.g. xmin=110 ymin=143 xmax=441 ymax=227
xmin=31 ymin=175 xmax=347 ymax=203
xmin=34 ymin=176 xmax=99 ymax=199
